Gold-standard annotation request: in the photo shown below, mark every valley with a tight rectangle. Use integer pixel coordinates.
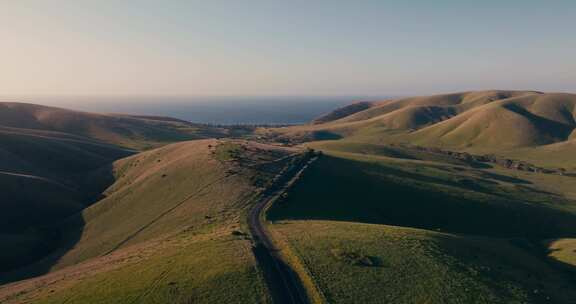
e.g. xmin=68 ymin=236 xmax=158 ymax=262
xmin=1 ymin=91 xmax=575 ymax=303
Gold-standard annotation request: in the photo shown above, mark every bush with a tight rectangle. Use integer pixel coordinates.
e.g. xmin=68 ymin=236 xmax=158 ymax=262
xmin=331 ymin=248 xmax=379 ymax=267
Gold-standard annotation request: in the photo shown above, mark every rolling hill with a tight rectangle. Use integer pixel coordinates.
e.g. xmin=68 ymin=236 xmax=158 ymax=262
xmin=406 ymin=93 xmax=576 ymax=150
xmin=266 ymin=146 xmax=576 ymax=303
xmin=0 ymin=102 xmax=230 ymax=277
xmin=0 ymin=102 xmax=227 ymax=150
xmin=273 ymin=220 xmax=576 ymax=304
xmin=0 ymin=126 xmax=132 ymax=274
xmin=2 ymin=96 xmax=576 ymax=303
xmin=264 ymin=91 xmax=576 ymax=167
xmin=267 ymin=91 xmax=576 ymax=302
xmin=0 ymin=139 xmax=302 ymax=303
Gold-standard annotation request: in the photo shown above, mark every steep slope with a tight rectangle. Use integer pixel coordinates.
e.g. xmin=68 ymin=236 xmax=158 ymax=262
xmin=0 ymin=102 xmax=227 ymax=150
xmin=0 ymin=139 xmax=302 ymax=303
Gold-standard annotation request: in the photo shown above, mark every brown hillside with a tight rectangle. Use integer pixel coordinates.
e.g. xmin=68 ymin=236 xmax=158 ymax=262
xmin=0 ymin=102 xmax=226 ymax=150
xmin=312 ymin=101 xmax=374 ymax=124
xmin=407 ymin=93 xmax=576 ymax=149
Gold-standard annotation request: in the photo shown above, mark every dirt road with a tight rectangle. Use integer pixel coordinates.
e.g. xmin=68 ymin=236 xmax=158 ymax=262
xmin=248 ymin=154 xmax=318 ymax=304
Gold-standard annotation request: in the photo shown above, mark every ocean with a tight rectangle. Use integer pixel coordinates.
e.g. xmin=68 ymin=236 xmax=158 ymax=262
xmin=0 ymin=95 xmax=390 ymax=125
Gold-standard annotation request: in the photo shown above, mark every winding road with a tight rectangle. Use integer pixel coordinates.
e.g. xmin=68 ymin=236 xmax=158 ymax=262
xmin=248 ymin=154 xmax=318 ymax=304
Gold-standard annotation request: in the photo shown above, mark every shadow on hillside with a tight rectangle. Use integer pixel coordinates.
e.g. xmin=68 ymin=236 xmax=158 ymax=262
xmin=477 ymin=171 xmax=532 ymax=184
xmin=503 ymin=103 xmax=574 ymax=142
xmin=312 ymin=130 xmax=342 ymax=141
xmin=0 ymin=164 xmax=116 ymax=284
xmin=431 ymin=235 xmax=576 ymax=302
xmin=268 ymin=155 xmax=576 ymax=239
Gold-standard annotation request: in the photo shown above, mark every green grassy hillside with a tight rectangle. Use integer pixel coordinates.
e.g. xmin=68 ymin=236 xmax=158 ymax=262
xmin=268 ymin=151 xmax=576 ymax=238
xmin=266 ymin=145 xmax=576 ymax=303
xmin=504 ymin=139 xmax=576 ymax=168
xmin=0 ymin=229 xmax=268 ymax=304
xmin=0 ymin=139 xmax=300 ymax=303
xmin=272 ymin=221 xmax=576 ymax=304
xmin=0 ymin=102 xmax=234 ymax=279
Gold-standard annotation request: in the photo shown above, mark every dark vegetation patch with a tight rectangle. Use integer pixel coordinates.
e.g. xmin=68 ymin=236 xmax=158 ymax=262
xmin=311 ymin=131 xmax=342 ymax=141
xmin=213 ymin=142 xmax=244 ymax=161
xmin=331 ymin=248 xmax=381 ymax=267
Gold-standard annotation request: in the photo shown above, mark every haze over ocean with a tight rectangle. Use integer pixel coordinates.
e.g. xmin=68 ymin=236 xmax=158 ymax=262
xmin=0 ymin=95 xmax=387 ymax=124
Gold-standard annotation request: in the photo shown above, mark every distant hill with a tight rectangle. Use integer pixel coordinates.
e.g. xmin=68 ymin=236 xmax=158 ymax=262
xmin=2 ymin=96 xmax=576 ymax=303
xmin=268 ymin=90 xmax=576 ymax=165
xmin=406 ymin=92 xmax=575 ymax=149
xmin=312 ymin=101 xmax=374 ymax=124
xmin=0 ymin=102 xmax=227 ymax=150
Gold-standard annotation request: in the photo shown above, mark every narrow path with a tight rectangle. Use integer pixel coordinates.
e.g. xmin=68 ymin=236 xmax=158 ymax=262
xmin=248 ymin=154 xmax=318 ymax=304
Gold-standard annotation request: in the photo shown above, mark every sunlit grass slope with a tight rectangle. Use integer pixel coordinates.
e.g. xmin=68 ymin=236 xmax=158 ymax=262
xmin=263 ymin=91 xmax=576 ymax=165
xmin=53 ymin=139 xmax=294 ymax=269
xmin=547 ymin=238 xmax=576 ymax=269
xmin=273 ymin=221 xmax=576 ymax=304
xmin=404 ymin=93 xmax=576 ymax=150
xmin=0 ymin=231 xmax=268 ymax=304
xmin=0 ymin=139 xmax=298 ymax=303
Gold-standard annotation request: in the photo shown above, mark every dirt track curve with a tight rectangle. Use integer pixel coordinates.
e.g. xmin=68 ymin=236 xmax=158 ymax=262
xmin=248 ymin=154 xmax=318 ymax=304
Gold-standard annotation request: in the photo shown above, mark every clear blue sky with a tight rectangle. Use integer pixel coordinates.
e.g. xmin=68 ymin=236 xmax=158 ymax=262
xmin=2 ymin=0 xmax=575 ymax=95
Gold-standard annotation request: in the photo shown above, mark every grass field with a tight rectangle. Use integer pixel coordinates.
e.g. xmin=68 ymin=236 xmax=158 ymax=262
xmin=0 ymin=231 xmax=269 ymax=304
xmin=267 ymin=143 xmax=576 ymax=303
xmin=272 ymin=220 xmax=576 ymax=304
xmin=0 ymin=139 xmax=299 ymax=303
xmin=268 ymin=150 xmax=576 ymax=238
xmin=2 ymin=95 xmax=576 ymax=303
